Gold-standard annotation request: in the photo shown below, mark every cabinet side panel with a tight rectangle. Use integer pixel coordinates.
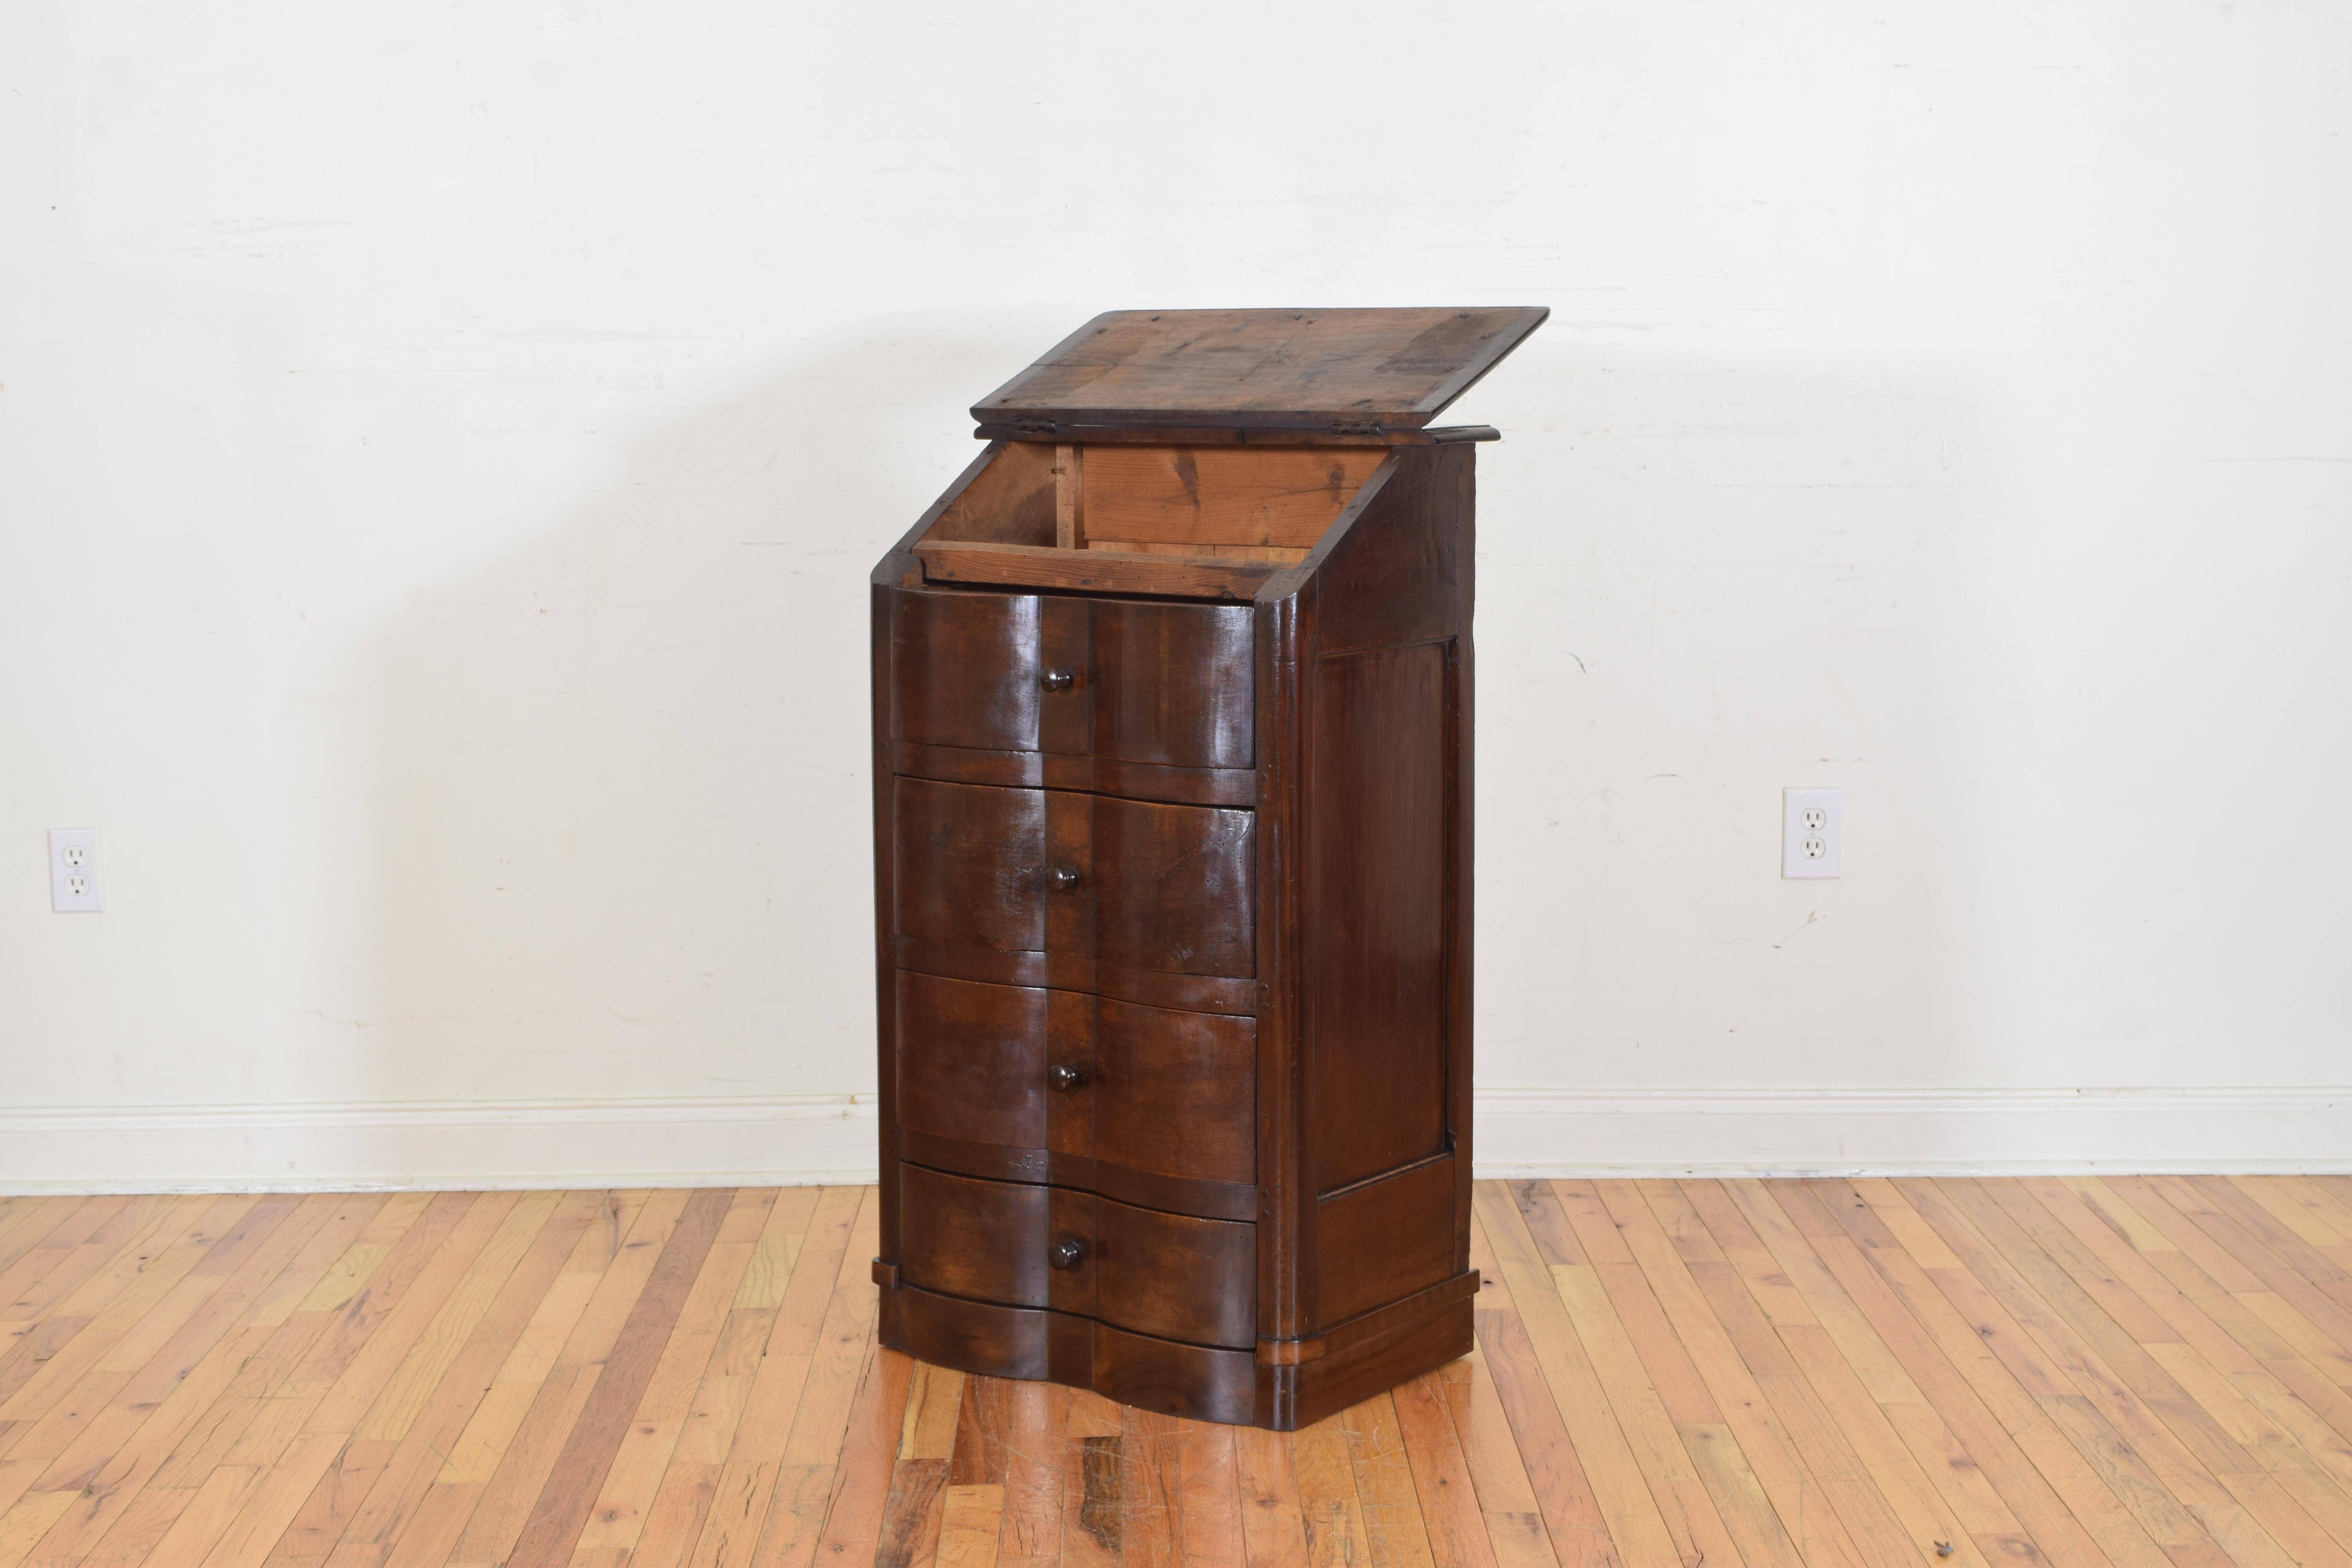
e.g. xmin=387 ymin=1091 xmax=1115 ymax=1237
xmin=1303 ymin=641 xmax=1450 ymax=1195
xmin=1312 ymin=1156 xmax=1457 ymax=1329
xmin=1310 ymin=447 xmax=1462 ymax=656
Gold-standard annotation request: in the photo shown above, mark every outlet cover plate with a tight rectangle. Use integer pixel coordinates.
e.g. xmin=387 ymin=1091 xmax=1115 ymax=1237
xmin=1782 ymin=789 xmax=1841 ymax=879
xmin=49 ymin=828 xmax=104 ymax=913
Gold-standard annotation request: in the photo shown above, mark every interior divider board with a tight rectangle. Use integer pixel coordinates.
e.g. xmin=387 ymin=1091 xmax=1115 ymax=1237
xmin=1054 ymin=444 xmax=1085 ymax=551
xmin=1083 ymin=539 xmax=1311 ymax=564
xmin=1081 ymin=446 xmax=1389 ymax=550
xmin=911 ymin=541 xmax=1278 ymax=601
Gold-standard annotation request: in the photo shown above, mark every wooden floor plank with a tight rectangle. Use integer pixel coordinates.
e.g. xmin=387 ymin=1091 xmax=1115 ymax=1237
xmin=1443 ymin=1347 xmax=1568 ymax=1568
xmin=1178 ymin=1409 xmax=1246 ymax=1567
xmin=5 ymin=1180 xmax=2350 ymax=1568
xmin=1290 ymin=1408 xmax=1372 ymax=1568
xmin=1915 ymin=1178 xmax=2307 ymax=1568
xmin=332 ymin=1190 xmax=601 ymax=1563
xmin=1678 ymin=1178 xmax=2002 ymax=1567
xmin=1886 ymin=1180 xmax=2254 ymax=1561
xmin=18 ymin=1193 xmax=360 ymax=1566
xmin=437 ymin=1187 xmax=686 ymax=1566
xmin=1994 ymin=1175 xmax=2343 ymax=1568
xmin=0 ymin=1200 xmax=136 ymax=1331
xmin=1 ymin=1196 xmax=305 ymax=1530
xmin=1338 ymin=1393 xmax=1436 ymax=1568
xmin=0 ymin=1198 xmax=185 ymax=1352
xmin=571 ymin=1188 xmax=768 ymax=1565
xmin=993 ymin=1382 xmax=1068 ymax=1561
xmin=2145 ymin=1179 xmax=2352 ymax=1359
xmin=1232 ymin=1423 xmax=1309 ymax=1568
xmin=1788 ymin=1177 xmax=2150 ymax=1568
xmin=1605 ymin=1180 xmax=1884 ymax=1568
xmin=808 ymin=1345 xmax=916 ymax=1566
xmin=936 ymin=1481 xmax=1003 ymax=1568
xmin=0 ymin=1197 xmax=243 ymax=1441
xmin=1392 ymin=1374 xmax=1501 ymax=1568
xmin=1602 ymin=1179 xmax=1894 ymax=1568
xmin=0 ymin=1200 xmax=79 ymax=1285
xmin=1471 ymin=1187 xmax=1675 ymax=1567
xmin=1541 ymin=1181 xmax=1748 ymax=1568
xmin=1115 ymin=1403 xmax=1185 ymax=1568
xmin=499 ymin=1185 xmax=731 ymax=1568
xmin=250 ymin=1192 xmax=533 ymax=1566
xmin=1713 ymin=1178 xmax=2060 ymax=1564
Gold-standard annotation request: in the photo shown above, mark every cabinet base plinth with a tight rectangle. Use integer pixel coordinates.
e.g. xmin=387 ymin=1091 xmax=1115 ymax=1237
xmin=877 ymin=1269 xmax=1478 ymax=1430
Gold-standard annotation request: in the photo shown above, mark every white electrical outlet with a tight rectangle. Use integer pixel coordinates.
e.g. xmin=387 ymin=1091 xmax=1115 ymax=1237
xmin=49 ymin=829 xmax=104 ymax=913
xmin=1782 ymin=789 xmax=1841 ymax=879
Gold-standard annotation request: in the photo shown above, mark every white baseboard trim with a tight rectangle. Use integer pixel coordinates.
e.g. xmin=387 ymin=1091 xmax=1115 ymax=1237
xmin=1474 ymin=1085 xmax=2352 ymax=1177
xmin=0 ymin=1094 xmax=883 ymax=1193
xmin=2 ymin=1085 xmax=2346 ymax=1193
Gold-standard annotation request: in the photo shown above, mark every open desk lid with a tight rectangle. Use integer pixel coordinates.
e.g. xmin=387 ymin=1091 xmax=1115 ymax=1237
xmin=972 ymin=306 xmax=1549 ymax=441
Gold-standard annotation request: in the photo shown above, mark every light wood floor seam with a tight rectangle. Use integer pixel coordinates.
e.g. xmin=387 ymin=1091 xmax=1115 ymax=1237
xmin=1 ymin=1178 xmax=2349 ymax=1566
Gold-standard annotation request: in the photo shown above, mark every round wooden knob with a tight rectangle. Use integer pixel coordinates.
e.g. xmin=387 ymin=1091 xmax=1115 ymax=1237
xmin=1048 ymin=1064 xmax=1087 ymax=1092
xmin=1046 ymin=864 xmax=1083 ymax=892
xmin=1040 ymin=668 xmax=1076 ymax=692
xmin=1049 ymin=1239 xmax=1086 ymax=1270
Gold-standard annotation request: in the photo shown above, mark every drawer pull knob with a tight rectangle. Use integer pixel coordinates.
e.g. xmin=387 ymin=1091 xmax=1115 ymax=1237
xmin=1048 ymin=1064 xmax=1088 ymax=1092
xmin=1046 ymin=864 xmax=1083 ymax=893
xmin=1049 ymin=1239 xmax=1087 ymax=1270
xmin=1040 ymin=667 xmax=1076 ymax=692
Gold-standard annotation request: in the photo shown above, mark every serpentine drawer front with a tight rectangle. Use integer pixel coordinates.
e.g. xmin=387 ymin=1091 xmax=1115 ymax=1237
xmin=893 ymin=970 xmax=1257 ymax=1221
xmin=895 ymin=1164 xmax=1256 ymax=1351
xmin=890 ymin=590 xmax=1255 ymax=807
xmin=891 ymin=776 xmax=1255 ymax=1016
xmin=872 ymin=306 xmax=1548 ymax=1428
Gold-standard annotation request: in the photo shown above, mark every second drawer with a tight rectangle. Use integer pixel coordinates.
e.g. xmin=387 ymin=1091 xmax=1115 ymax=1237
xmin=892 ymin=776 xmax=1256 ymax=1015
xmin=897 ymin=1163 xmax=1256 ymax=1350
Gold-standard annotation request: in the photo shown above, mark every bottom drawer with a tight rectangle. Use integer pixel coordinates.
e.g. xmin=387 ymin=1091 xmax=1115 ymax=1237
xmin=897 ymin=1163 xmax=1255 ymax=1349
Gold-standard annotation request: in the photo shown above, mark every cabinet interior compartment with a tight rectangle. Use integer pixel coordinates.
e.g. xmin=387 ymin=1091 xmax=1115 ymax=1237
xmin=913 ymin=441 xmax=1388 ymax=601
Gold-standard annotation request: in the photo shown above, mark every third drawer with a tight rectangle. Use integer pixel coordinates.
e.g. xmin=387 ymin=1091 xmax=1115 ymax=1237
xmin=895 ymin=969 xmax=1256 ymax=1222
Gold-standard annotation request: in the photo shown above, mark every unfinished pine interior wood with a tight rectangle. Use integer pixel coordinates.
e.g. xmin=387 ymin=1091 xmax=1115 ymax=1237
xmin=910 ymin=441 xmax=1392 ymax=599
xmin=5 ymin=1175 xmax=2352 ymax=1566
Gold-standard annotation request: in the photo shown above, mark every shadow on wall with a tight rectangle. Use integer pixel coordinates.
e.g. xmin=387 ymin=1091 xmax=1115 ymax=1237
xmin=348 ymin=323 xmax=1022 ymax=1133
xmin=339 ymin=323 xmax=1993 ymax=1170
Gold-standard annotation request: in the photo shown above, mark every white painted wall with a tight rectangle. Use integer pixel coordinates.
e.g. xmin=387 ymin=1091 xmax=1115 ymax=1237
xmin=5 ymin=0 xmax=2348 ymax=1187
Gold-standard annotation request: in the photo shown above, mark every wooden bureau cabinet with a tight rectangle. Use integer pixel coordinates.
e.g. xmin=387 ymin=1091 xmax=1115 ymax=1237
xmin=870 ymin=307 xmax=1546 ymax=1428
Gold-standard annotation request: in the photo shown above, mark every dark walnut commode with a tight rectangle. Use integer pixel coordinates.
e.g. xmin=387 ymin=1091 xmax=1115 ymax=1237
xmin=870 ymin=307 xmax=1548 ymax=1429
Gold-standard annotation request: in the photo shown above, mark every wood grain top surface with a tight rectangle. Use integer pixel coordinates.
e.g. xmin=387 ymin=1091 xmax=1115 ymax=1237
xmin=972 ymin=306 xmax=1549 ymax=434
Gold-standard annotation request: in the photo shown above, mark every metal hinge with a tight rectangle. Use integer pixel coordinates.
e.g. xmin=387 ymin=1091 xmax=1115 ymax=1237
xmin=1010 ymin=417 xmax=1059 ymax=437
xmin=1329 ymin=419 xmax=1385 ymax=436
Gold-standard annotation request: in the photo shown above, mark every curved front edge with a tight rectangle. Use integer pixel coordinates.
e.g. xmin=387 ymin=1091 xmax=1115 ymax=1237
xmin=875 ymin=1268 xmax=1479 ymax=1432
xmin=879 ymin=1281 xmax=1256 ymax=1426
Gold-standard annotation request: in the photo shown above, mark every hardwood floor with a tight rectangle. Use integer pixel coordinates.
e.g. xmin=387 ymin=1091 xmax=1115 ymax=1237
xmin=1 ymin=1178 xmax=2350 ymax=1566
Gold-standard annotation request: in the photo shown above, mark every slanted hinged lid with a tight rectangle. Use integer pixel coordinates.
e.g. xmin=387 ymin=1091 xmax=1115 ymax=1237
xmin=973 ymin=306 xmax=1548 ymax=442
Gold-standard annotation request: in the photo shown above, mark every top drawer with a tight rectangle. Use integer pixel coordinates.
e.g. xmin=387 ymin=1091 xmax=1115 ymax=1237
xmin=889 ymin=589 xmax=1254 ymax=805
